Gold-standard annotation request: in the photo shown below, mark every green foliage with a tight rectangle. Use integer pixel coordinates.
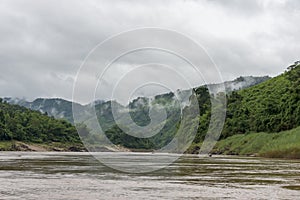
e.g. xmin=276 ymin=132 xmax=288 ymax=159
xmin=213 ymin=126 xmax=300 ymax=159
xmin=105 ymin=125 xmax=155 ymax=149
xmin=102 ymin=99 xmax=182 ymax=150
xmin=104 ymin=98 xmax=199 ymax=152
xmin=90 ymin=64 xmax=300 ymax=151
xmin=0 ymin=100 xmax=84 ymax=143
xmin=4 ymin=63 xmax=297 ymax=152
xmin=221 ymin=65 xmax=300 ymax=138
xmin=189 ymin=64 xmax=300 ymax=144
xmin=193 ymin=86 xmax=211 ymax=143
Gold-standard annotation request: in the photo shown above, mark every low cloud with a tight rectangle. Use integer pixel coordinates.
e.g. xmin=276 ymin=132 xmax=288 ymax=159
xmin=0 ymin=0 xmax=299 ymax=103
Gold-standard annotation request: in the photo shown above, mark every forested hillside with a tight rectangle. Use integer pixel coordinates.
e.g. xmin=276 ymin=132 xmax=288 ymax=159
xmin=222 ymin=61 xmax=300 ymax=137
xmin=1 ymin=75 xmax=269 ymax=151
xmin=96 ymin=62 xmax=300 ymax=152
xmin=4 ymin=76 xmax=268 ymax=124
xmin=1 ymin=63 xmax=298 ymax=153
xmin=92 ymin=93 xmax=182 ymax=150
xmin=201 ymin=62 xmax=300 ymax=157
xmin=0 ymin=98 xmax=85 ymax=149
xmin=3 ymin=98 xmax=84 ymax=124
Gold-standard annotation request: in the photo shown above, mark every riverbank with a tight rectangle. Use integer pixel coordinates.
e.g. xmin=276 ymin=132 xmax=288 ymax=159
xmin=0 ymin=140 xmax=133 ymax=152
xmin=0 ymin=141 xmax=87 ymax=152
xmin=211 ymin=126 xmax=300 ymax=159
xmin=2 ymin=126 xmax=300 ymax=159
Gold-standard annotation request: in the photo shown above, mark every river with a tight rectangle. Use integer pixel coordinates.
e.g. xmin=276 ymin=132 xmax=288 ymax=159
xmin=0 ymin=152 xmax=300 ymax=199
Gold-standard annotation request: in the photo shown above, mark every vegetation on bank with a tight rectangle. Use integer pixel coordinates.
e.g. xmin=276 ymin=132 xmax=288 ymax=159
xmin=211 ymin=126 xmax=300 ymax=159
xmin=0 ymin=140 xmax=86 ymax=151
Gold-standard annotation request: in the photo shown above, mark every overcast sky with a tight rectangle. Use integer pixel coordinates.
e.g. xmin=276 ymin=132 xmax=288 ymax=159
xmin=0 ymin=0 xmax=300 ymax=103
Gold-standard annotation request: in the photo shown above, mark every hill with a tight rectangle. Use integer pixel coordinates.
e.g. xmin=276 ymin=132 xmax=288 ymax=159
xmin=1 ymin=73 xmax=282 ymax=153
xmin=0 ymin=98 xmax=86 ymax=151
xmin=3 ymin=97 xmax=85 ymax=124
xmin=188 ymin=61 xmax=300 ymax=155
xmin=1 ymin=76 xmax=270 ymax=152
xmin=93 ymin=61 xmax=298 ymax=154
xmin=222 ymin=61 xmax=300 ymax=137
xmin=4 ymin=76 xmax=269 ymax=124
xmin=83 ymin=76 xmax=270 ymax=151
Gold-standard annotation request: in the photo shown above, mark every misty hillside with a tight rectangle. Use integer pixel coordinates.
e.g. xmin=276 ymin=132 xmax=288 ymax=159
xmin=3 ymin=76 xmax=270 ymax=124
xmin=3 ymin=98 xmax=85 ymax=124
xmin=1 ymin=64 xmax=300 ymax=155
xmin=81 ymin=62 xmax=300 ymax=152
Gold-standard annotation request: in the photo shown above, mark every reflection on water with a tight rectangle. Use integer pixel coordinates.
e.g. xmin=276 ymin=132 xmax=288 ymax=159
xmin=0 ymin=152 xmax=300 ymax=199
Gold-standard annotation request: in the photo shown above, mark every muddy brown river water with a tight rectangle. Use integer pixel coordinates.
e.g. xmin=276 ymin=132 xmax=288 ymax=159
xmin=0 ymin=152 xmax=300 ymax=199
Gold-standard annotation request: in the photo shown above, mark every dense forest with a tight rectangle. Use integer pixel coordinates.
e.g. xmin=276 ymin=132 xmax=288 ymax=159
xmin=0 ymin=98 xmax=83 ymax=144
xmin=4 ymin=76 xmax=268 ymax=125
xmin=93 ymin=94 xmax=182 ymax=150
xmin=1 ymin=62 xmax=300 ymax=154
xmin=222 ymin=61 xmax=300 ymax=137
xmin=184 ymin=61 xmax=300 ymax=154
xmin=100 ymin=62 xmax=300 ymax=152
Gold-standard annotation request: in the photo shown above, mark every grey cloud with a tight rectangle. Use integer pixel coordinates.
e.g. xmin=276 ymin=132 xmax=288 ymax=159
xmin=208 ymin=0 xmax=264 ymax=16
xmin=0 ymin=0 xmax=299 ymax=103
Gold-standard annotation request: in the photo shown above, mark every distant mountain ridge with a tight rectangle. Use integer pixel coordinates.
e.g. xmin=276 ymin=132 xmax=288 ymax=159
xmin=3 ymin=76 xmax=270 ymax=124
xmin=3 ymin=97 xmax=81 ymax=123
xmin=223 ymin=76 xmax=270 ymax=91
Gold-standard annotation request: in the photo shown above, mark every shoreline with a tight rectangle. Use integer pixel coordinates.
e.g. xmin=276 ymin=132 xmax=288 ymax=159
xmin=0 ymin=150 xmax=300 ymax=161
xmin=1 ymin=139 xmax=300 ymax=160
